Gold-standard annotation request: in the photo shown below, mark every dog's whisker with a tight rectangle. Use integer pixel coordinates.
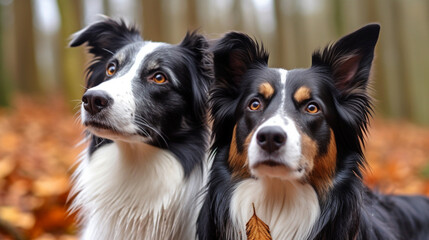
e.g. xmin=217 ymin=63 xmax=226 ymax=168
xmin=134 ymin=116 xmax=169 ymax=147
xmin=102 ymin=48 xmax=114 ymax=56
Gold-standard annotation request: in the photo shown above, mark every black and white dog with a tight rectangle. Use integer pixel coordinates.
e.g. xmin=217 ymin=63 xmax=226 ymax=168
xmin=69 ymin=18 xmax=212 ymax=239
xmin=198 ymin=24 xmax=429 ymax=239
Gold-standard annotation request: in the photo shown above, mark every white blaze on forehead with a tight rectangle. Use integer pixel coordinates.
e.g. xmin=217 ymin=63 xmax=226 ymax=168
xmin=278 ymin=68 xmax=287 ymax=85
xmin=126 ymin=42 xmax=167 ymax=79
xmin=277 ymin=68 xmax=288 ymax=112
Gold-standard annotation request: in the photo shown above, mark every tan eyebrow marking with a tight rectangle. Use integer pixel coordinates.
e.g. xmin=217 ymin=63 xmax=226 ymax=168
xmin=258 ymin=82 xmax=275 ymax=99
xmin=294 ymin=86 xmax=312 ymax=103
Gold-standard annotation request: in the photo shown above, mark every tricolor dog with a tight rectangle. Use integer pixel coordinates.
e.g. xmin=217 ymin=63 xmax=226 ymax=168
xmin=197 ymin=24 xmax=429 ymax=240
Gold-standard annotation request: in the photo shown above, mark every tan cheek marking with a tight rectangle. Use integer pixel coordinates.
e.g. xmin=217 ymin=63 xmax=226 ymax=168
xmin=294 ymin=86 xmax=312 ymax=103
xmin=308 ymin=130 xmax=337 ymax=196
xmin=259 ymin=82 xmax=275 ymax=99
xmin=228 ymin=125 xmax=252 ymax=179
xmin=301 ymin=134 xmax=318 ymax=172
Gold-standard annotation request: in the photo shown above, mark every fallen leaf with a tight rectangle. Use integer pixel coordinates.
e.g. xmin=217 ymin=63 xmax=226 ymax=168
xmin=0 ymin=156 xmax=15 ymax=178
xmin=32 ymin=176 xmax=70 ymax=197
xmin=0 ymin=206 xmax=35 ymax=229
xmin=246 ymin=203 xmax=272 ymax=240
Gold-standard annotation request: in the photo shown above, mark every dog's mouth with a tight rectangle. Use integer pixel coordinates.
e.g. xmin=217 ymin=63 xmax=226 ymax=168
xmin=254 ymin=159 xmax=284 ymax=168
xmin=84 ymin=120 xmax=123 ymax=135
xmin=85 ymin=120 xmax=112 ymax=130
xmin=254 ymin=159 xmax=304 ymax=172
xmin=83 ymin=119 xmax=147 ymax=143
xmin=250 ymin=158 xmax=306 ymax=180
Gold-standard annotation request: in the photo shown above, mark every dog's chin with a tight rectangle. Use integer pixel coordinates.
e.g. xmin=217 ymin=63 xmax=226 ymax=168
xmin=84 ymin=121 xmax=145 ymax=142
xmin=250 ymin=159 xmax=306 ymax=181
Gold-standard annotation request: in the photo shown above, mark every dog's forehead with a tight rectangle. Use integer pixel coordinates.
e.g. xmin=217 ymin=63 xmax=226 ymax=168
xmin=247 ymin=68 xmax=307 ymax=95
xmin=246 ymin=68 xmax=282 ymax=94
xmin=247 ymin=68 xmax=303 ymax=101
xmin=285 ymin=69 xmax=315 ymax=101
xmin=116 ymin=41 xmax=168 ymax=64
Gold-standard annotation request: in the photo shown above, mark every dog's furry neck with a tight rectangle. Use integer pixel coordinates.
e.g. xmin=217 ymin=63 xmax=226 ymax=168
xmin=71 ymin=141 xmax=205 ymax=240
xmin=228 ymin=178 xmax=320 ymax=240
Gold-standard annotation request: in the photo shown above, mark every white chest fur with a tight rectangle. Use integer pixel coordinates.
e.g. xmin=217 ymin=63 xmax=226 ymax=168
xmin=229 ymin=178 xmax=320 ymax=240
xmin=71 ymin=142 xmax=205 ymax=240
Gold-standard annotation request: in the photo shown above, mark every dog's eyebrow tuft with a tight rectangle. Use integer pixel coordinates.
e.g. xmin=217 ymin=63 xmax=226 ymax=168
xmin=294 ymin=86 xmax=312 ymax=103
xmin=258 ymin=82 xmax=275 ymax=99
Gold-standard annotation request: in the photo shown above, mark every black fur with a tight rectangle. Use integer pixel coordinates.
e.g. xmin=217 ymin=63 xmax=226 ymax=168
xmin=198 ymin=24 xmax=429 ymax=240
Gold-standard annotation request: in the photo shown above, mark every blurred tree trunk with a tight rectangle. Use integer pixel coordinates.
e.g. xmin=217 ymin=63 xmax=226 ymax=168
xmin=13 ymin=0 xmax=42 ymax=94
xmin=360 ymin=0 xmax=390 ymax=117
xmin=186 ymin=0 xmax=198 ymax=30
xmin=291 ymin=0 xmax=308 ymax=67
xmin=0 ymin=5 xmax=12 ymax=106
xmin=141 ymin=0 xmax=165 ymax=41
xmin=332 ymin=0 xmax=343 ymax=35
xmin=273 ymin=0 xmax=286 ymax=68
xmin=232 ymin=0 xmax=243 ymax=31
xmin=57 ymin=0 xmax=85 ymax=105
xmin=103 ymin=0 xmax=111 ymax=16
xmin=389 ymin=0 xmax=412 ymax=119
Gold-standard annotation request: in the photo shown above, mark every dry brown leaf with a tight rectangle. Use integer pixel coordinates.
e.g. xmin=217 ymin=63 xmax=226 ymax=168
xmin=246 ymin=203 xmax=272 ymax=240
xmin=0 ymin=206 xmax=35 ymax=229
xmin=0 ymin=156 xmax=15 ymax=178
xmin=32 ymin=176 xmax=70 ymax=197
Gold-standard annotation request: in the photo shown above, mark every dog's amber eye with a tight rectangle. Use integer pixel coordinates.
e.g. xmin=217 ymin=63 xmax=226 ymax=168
xmin=153 ymin=73 xmax=167 ymax=84
xmin=106 ymin=62 xmax=116 ymax=77
xmin=249 ymin=99 xmax=262 ymax=111
xmin=306 ymin=103 xmax=320 ymax=114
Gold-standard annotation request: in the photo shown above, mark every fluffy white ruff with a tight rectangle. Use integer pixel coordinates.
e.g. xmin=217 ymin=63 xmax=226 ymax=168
xmin=229 ymin=177 xmax=320 ymax=240
xmin=70 ymin=141 xmax=206 ymax=240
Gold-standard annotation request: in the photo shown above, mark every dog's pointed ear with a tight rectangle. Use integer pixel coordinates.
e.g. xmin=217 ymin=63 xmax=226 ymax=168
xmin=180 ymin=31 xmax=209 ymax=61
xmin=212 ymin=32 xmax=269 ymax=90
xmin=312 ymin=24 xmax=380 ymax=147
xmin=179 ymin=32 xmax=213 ymax=123
xmin=312 ymin=24 xmax=380 ymax=95
xmin=209 ymin=33 xmax=268 ymax=146
xmin=69 ymin=17 xmax=142 ymax=57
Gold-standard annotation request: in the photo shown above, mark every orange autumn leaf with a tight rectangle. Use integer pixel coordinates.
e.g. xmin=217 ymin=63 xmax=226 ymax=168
xmin=246 ymin=203 xmax=272 ymax=240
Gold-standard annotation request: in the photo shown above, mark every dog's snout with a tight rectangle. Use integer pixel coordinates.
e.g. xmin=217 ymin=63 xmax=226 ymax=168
xmin=256 ymin=126 xmax=287 ymax=153
xmin=82 ymin=90 xmax=113 ymax=115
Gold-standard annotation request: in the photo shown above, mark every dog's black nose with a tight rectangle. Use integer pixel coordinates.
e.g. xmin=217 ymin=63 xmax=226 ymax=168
xmin=256 ymin=126 xmax=287 ymax=153
xmin=82 ymin=90 xmax=112 ymax=115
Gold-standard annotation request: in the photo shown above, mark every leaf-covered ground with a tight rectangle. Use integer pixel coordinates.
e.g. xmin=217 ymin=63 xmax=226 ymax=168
xmin=0 ymin=97 xmax=428 ymax=239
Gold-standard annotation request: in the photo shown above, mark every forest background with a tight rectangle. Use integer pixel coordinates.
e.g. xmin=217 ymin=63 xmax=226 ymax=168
xmin=0 ymin=0 xmax=428 ymax=239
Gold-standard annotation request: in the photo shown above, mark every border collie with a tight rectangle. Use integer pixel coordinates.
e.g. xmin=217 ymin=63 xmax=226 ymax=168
xmin=69 ymin=18 xmax=212 ymax=240
xmin=197 ymin=24 xmax=429 ymax=239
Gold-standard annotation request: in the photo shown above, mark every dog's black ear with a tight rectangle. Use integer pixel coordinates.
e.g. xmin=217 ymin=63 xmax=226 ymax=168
xmin=209 ymin=33 xmax=268 ymax=148
xmin=180 ymin=31 xmax=210 ymax=62
xmin=69 ymin=17 xmax=142 ymax=58
xmin=212 ymin=32 xmax=268 ymax=90
xmin=312 ymin=24 xmax=380 ymax=149
xmin=179 ymin=32 xmax=213 ymax=123
xmin=312 ymin=24 xmax=380 ymax=95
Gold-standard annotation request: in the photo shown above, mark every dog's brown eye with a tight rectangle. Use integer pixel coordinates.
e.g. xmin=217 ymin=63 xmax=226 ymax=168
xmin=249 ymin=99 xmax=262 ymax=111
xmin=106 ymin=62 xmax=116 ymax=77
xmin=306 ymin=103 xmax=319 ymax=114
xmin=153 ymin=73 xmax=167 ymax=84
